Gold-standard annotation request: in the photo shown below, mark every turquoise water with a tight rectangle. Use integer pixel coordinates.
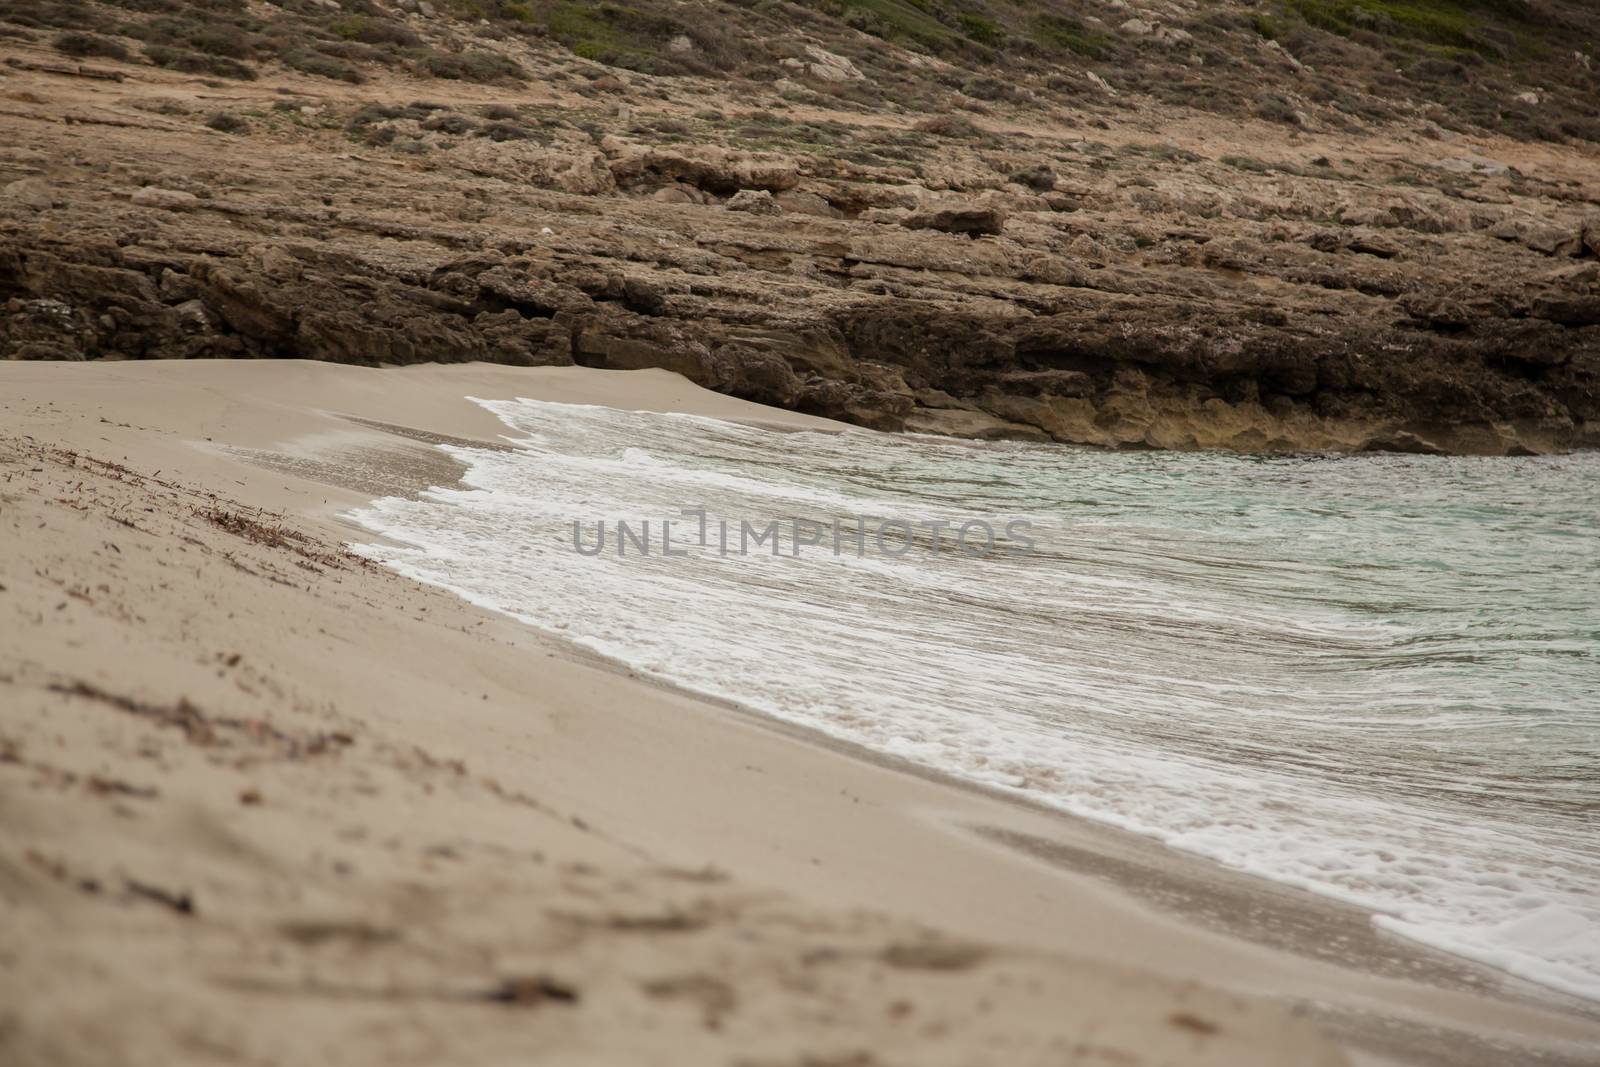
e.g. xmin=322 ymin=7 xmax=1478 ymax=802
xmin=351 ymin=399 xmax=1600 ymax=1000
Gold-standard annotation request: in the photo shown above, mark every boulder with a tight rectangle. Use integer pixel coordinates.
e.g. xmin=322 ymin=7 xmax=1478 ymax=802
xmin=726 ymin=189 xmax=781 ymax=216
xmin=780 ymin=46 xmax=865 ymax=83
xmin=2 ymin=178 xmax=58 ymax=213
xmin=652 ymin=183 xmax=708 ymax=205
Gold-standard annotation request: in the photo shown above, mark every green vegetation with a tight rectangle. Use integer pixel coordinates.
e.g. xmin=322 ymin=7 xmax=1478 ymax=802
xmin=1029 ymin=13 xmax=1109 ymax=58
xmin=1251 ymin=14 xmax=1282 ymax=39
xmin=2 ymin=0 xmax=1593 ymax=147
xmin=958 ymin=11 xmax=1001 ymax=45
xmin=544 ymin=2 xmax=641 ymax=63
xmin=815 ymin=0 xmax=962 ymax=52
xmin=1280 ymin=0 xmax=1534 ymax=54
xmin=533 ymin=1 xmax=738 ymax=73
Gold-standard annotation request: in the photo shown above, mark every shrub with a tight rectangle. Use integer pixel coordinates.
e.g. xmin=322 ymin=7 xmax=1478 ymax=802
xmin=138 ymin=15 xmax=256 ymax=58
xmin=422 ymin=112 xmax=477 ymax=134
xmin=1009 ymin=164 xmax=1055 ymax=191
xmin=145 ymin=44 xmax=257 ymax=79
xmin=418 ymin=48 xmax=523 ymax=82
xmin=327 ymin=14 xmax=418 ymax=47
xmin=913 ymin=114 xmax=980 ymax=138
xmin=478 ymin=120 xmax=531 ymax=141
xmin=350 ymin=103 xmax=418 ymax=125
xmin=1221 ymin=154 xmax=1274 ymax=173
xmin=962 ymin=75 xmax=1019 ymax=102
xmin=103 ymin=0 xmax=240 ymax=11
xmin=54 ymin=31 xmax=130 ymax=59
xmin=1558 ymin=117 xmax=1600 ymax=143
xmin=1253 ymin=91 xmax=1302 ymax=125
xmin=185 ymin=23 xmax=253 ymax=57
xmin=205 ymin=111 xmax=247 ymax=132
xmin=282 ymin=50 xmax=365 ymax=82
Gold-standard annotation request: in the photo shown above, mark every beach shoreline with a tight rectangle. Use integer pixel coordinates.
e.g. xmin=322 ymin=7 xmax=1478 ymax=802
xmin=3 ymin=359 xmax=1597 ymax=1066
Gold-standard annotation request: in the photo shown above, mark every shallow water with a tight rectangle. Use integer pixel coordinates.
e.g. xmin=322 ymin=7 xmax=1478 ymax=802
xmin=349 ymin=398 xmax=1600 ymax=1001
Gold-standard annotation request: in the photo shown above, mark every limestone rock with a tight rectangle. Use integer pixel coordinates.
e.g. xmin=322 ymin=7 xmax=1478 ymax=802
xmin=1086 ymin=72 xmax=1117 ymax=96
xmin=1488 ymin=219 xmax=1584 ymax=257
xmin=798 ymin=378 xmax=911 ymax=431
xmin=652 ymin=182 xmax=711 ymax=205
xmin=901 ymin=205 xmax=1005 ymax=238
xmin=726 ymin=189 xmax=781 ymax=216
xmin=2 ymin=178 xmax=58 ymax=212
xmin=3 ymin=298 xmax=95 ymax=359
xmin=609 ymin=146 xmax=799 ymax=194
xmin=773 ymin=190 xmax=839 ymax=218
xmin=904 ymin=406 xmax=1049 ymax=441
xmin=130 ymin=187 xmax=200 ymax=210
xmin=449 ymin=142 xmax=616 ymax=195
xmin=782 ymin=46 xmax=865 ymax=83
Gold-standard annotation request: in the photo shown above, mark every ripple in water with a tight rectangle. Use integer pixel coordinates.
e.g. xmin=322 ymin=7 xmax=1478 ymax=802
xmin=350 ymin=398 xmax=1600 ymax=1001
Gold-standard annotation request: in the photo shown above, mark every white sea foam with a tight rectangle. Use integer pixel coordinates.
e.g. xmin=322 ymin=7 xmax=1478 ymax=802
xmin=349 ymin=397 xmax=1600 ymax=1002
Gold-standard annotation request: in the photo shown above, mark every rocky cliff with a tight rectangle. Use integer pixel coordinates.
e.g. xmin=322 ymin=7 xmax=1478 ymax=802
xmin=3 ymin=0 xmax=1599 ymax=452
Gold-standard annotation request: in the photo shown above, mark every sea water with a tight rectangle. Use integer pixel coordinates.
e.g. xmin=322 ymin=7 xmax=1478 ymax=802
xmin=349 ymin=397 xmax=1600 ymax=1001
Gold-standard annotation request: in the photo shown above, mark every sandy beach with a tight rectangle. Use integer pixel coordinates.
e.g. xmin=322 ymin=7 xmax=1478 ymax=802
xmin=3 ymin=360 xmax=1598 ymax=1067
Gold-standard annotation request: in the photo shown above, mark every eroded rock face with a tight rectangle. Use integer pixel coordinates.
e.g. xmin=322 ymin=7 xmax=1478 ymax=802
xmin=2 ymin=29 xmax=1598 ymax=457
xmin=608 ymin=145 xmax=800 ymax=195
xmin=7 ymin=192 xmax=1596 ymax=453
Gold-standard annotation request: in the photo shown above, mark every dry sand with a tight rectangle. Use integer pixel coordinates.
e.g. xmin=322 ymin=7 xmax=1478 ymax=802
xmin=2 ymin=360 xmax=1598 ymax=1067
